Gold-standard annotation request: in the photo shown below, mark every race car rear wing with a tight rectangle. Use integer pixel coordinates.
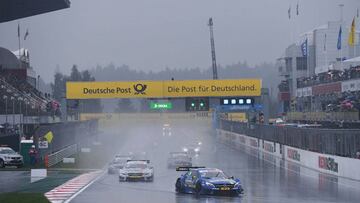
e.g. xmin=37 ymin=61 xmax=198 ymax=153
xmin=169 ymin=152 xmax=188 ymax=155
xmin=176 ymin=166 xmax=205 ymax=171
xmin=127 ymin=160 xmax=150 ymax=163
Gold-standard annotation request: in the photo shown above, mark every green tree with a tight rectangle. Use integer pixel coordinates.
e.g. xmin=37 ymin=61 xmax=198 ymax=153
xmin=70 ymin=65 xmax=82 ymax=81
xmin=80 ymin=70 xmax=102 ymax=113
xmin=51 ymin=72 xmax=66 ymax=101
xmin=81 ymin=70 xmax=92 ymax=81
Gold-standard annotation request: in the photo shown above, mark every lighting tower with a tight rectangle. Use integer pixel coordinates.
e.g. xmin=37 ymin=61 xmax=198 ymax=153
xmin=208 ymin=17 xmax=218 ymax=79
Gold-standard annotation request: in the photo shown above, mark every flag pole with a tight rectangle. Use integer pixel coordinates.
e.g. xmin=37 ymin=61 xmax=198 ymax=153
xmin=325 ymin=34 xmax=328 ymax=70
xmin=307 ymin=37 xmax=309 ymax=77
xmin=341 ymin=35 xmax=343 ymax=71
xmin=355 ymin=17 xmax=357 ymax=58
xmin=338 ymin=4 xmax=344 ymax=70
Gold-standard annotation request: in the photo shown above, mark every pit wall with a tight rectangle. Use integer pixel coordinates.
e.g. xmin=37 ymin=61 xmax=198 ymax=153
xmin=80 ymin=113 xmax=211 ymax=129
xmin=80 ymin=112 xmax=211 ymax=121
xmin=217 ymin=129 xmax=360 ymax=181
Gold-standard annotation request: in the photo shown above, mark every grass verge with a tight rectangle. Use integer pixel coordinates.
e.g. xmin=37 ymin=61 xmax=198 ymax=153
xmin=0 ymin=193 xmax=50 ymax=203
xmin=16 ymin=170 xmax=81 ymax=193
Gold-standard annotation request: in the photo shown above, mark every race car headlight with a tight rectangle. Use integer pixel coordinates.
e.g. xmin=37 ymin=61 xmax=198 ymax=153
xmin=119 ymin=171 xmax=127 ymax=175
xmin=183 ymin=148 xmax=188 ymax=152
xmin=144 ymin=173 xmax=151 ymax=176
xmin=204 ymin=182 xmax=215 ymax=188
xmin=194 ymin=148 xmax=200 ymax=152
xmin=4 ymin=156 xmax=11 ymax=160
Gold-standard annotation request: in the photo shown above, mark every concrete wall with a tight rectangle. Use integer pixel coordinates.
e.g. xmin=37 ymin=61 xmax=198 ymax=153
xmin=284 ymin=145 xmax=360 ymax=180
xmin=217 ymin=129 xmax=360 ymax=181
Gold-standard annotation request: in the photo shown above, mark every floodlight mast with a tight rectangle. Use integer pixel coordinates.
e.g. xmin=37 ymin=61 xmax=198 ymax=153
xmin=208 ymin=17 xmax=218 ymax=80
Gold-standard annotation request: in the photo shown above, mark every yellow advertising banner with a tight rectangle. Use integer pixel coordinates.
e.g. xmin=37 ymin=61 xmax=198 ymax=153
xmin=66 ymin=79 xmax=261 ymax=99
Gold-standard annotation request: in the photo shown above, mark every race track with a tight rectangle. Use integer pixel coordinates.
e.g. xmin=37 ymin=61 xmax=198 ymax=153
xmin=71 ymin=119 xmax=360 ymax=203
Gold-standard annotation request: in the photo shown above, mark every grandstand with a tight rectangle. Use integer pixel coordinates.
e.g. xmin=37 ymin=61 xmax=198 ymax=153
xmin=286 ymin=62 xmax=360 ymax=126
xmin=0 ymin=0 xmax=70 ymax=23
xmin=0 ymin=46 xmax=61 ymax=139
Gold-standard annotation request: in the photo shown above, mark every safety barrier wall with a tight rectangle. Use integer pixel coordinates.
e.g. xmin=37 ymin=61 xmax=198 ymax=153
xmin=217 ymin=129 xmax=282 ymax=159
xmin=284 ymin=146 xmax=360 ymax=179
xmin=46 ymin=144 xmax=77 ymax=167
xmin=80 ymin=113 xmax=211 ymax=129
xmin=221 ymin=120 xmax=360 ymax=158
xmin=80 ymin=112 xmax=211 ymax=120
xmin=217 ymin=129 xmax=360 ymax=181
xmin=34 ymin=119 xmax=97 ymax=154
xmin=33 ymin=119 xmax=98 ymax=166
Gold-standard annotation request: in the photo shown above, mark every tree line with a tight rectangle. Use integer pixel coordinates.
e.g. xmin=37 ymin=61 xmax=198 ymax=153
xmin=51 ymin=65 xmax=102 ymax=114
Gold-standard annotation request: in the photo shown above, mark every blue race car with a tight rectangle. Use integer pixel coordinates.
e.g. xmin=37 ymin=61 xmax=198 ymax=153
xmin=175 ymin=167 xmax=244 ymax=196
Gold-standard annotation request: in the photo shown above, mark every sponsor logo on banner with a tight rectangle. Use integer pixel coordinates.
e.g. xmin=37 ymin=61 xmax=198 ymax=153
xmin=264 ymin=142 xmax=274 ymax=153
xmin=38 ymin=141 xmax=48 ymax=149
xmin=239 ymin=136 xmax=246 ymax=144
xmin=133 ymin=84 xmax=147 ymax=95
xmin=341 ymin=79 xmax=360 ymax=92
xmin=318 ymin=156 xmax=338 ymax=173
xmin=287 ymin=148 xmax=300 ymax=161
xmin=250 ymin=139 xmax=258 ymax=147
xmin=66 ymin=79 xmax=261 ymax=99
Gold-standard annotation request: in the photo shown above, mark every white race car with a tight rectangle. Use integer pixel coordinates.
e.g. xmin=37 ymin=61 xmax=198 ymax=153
xmin=108 ymin=155 xmax=132 ymax=174
xmin=163 ymin=124 xmax=172 ymax=136
xmin=167 ymin=152 xmax=192 ymax=168
xmin=119 ymin=160 xmax=154 ymax=182
xmin=182 ymin=145 xmax=200 ymax=157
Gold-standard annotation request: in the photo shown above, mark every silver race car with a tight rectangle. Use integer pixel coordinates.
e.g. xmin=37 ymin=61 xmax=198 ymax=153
xmin=108 ymin=155 xmax=132 ymax=174
xmin=163 ymin=123 xmax=172 ymax=136
xmin=167 ymin=152 xmax=192 ymax=168
xmin=182 ymin=145 xmax=200 ymax=157
xmin=119 ymin=160 xmax=154 ymax=182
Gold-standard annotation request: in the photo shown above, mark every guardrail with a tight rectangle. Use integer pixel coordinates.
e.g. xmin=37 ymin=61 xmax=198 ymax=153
xmin=46 ymin=144 xmax=77 ymax=167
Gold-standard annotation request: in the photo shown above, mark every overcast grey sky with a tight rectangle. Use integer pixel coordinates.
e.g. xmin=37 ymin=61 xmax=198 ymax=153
xmin=0 ymin=0 xmax=359 ymax=82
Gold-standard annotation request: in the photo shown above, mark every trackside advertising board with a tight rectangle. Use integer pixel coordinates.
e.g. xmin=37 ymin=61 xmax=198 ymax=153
xmin=66 ymin=79 xmax=261 ymax=99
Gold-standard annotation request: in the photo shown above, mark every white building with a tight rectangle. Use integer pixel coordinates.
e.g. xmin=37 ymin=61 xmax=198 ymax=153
xmin=278 ymin=20 xmax=360 ymax=98
xmin=312 ymin=21 xmax=360 ymax=74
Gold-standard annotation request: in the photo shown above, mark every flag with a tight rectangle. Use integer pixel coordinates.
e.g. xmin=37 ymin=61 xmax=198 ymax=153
xmin=24 ymin=29 xmax=29 ymax=40
xmin=301 ymin=38 xmax=307 ymax=57
xmin=17 ymin=23 xmax=20 ymax=38
xmin=324 ymin=34 xmax=327 ymax=52
xmin=348 ymin=17 xmax=355 ymax=46
xmin=296 ymin=2 xmax=299 ymax=16
xmin=337 ymin=26 xmax=342 ymax=50
xmin=288 ymin=6 xmax=291 ymax=19
xmin=44 ymin=131 xmax=54 ymax=143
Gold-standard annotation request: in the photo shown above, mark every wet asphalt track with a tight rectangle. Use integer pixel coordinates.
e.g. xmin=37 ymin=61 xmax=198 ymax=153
xmin=71 ymin=119 xmax=360 ymax=203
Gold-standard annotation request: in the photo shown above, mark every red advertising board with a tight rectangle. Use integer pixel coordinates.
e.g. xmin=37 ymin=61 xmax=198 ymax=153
xmin=312 ymin=82 xmax=341 ymax=95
